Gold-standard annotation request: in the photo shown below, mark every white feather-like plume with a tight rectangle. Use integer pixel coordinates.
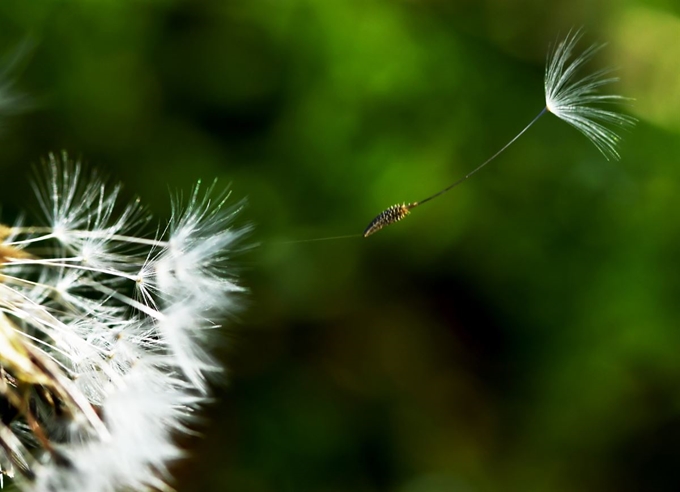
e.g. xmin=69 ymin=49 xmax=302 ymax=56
xmin=544 ymin=29 xmax=637 ymax=160
xmin=0 ymin=152 xmax=249 ymax=491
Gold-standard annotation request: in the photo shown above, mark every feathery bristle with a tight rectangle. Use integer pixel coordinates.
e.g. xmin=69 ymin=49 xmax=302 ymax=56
xmin=0 ymin=153 xmax=249 ymax=491
xmin=544 ymin=29 xmax=636 ymax=160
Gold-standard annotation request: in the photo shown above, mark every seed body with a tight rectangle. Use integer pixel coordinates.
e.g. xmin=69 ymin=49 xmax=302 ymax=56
xmin=363 ymin=203 xmax=413 ymax=237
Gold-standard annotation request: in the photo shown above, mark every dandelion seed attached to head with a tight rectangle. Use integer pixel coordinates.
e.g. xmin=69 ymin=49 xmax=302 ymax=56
xmin=0 ymin=152 xmax=249 ymax=491
xmin=363 ymin=29 xmax=636 ymax=237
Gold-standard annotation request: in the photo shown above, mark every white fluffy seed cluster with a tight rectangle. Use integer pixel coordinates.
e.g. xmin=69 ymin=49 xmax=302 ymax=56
xmin=0 ymin=153 xmax=248 ymax=491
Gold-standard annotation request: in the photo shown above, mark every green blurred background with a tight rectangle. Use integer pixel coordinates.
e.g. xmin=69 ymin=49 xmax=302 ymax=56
xmin=1 ymin=0 xmax=679 ymax=491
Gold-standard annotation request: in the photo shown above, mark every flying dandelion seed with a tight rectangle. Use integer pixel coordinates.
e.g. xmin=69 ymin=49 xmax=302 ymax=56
xmin=0 ymin=152 xmax=249 ymax=491
xmin=0 ymin=39 xmax=33 ymax=135
xmin=363 ymin=29 xmax=637 ymax=237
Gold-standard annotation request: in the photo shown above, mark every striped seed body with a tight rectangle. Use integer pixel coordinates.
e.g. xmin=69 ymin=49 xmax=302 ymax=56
xmin=363 ymin=203 xmax=414 ymax=237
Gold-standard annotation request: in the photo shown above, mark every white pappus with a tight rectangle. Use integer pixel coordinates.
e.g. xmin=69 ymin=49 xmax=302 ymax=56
xmin=0 ymin=152 xmax=249 ymax=491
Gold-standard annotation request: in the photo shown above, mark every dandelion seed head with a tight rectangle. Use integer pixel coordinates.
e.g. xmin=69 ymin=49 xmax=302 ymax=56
xmin=0 ymin=152 xmax=248 ymax=491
